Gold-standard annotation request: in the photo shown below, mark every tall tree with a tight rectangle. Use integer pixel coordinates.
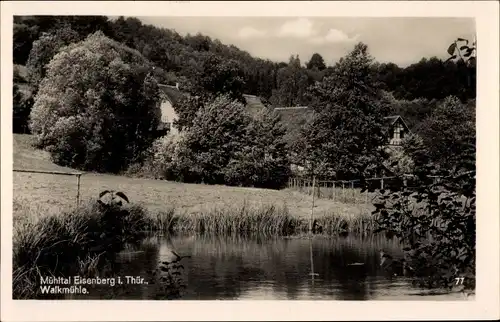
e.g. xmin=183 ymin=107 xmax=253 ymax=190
xmin=414 ymin=95 xmax=475 ymax=174
xmin=270 ymin=55 xmax=310 ymax=107
xmin=13 ymin=22 xmax=40 ymax=65
xmin=175 ymin=95 xmax=252 ymax=184
xmin=296 ymin=43 xmax=391 ymax=180
xmin=306 ymin=53 xmax=326 ymax=71
xmin=224 ymin=107 xmax=291 ymax=189
xmin=29 ymin=31 xmax=161 ymax=173
xmin=26 ymin=26 xmax=81 ymax=89
xmin=199 ymin=54 xmax=246 ymax=102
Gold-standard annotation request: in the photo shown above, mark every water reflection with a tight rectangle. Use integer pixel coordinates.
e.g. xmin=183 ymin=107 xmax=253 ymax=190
xmin=67 ymin=233 xmax=467 ymax=300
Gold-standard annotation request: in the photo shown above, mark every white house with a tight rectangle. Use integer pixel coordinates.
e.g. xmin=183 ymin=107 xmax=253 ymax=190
xmin=157 ymin=83 xmax=183 ymax=136
xmin=156 ymin=84 xmax=268 ymax=136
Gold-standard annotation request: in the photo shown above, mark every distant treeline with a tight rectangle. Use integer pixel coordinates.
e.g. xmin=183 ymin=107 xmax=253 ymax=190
xmin=14 ymin=15 xmax=475 ymax=106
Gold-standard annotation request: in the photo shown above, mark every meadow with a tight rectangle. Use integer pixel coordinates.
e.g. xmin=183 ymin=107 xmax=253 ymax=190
xmin=13 ymin=134 xmax=374 ymax=225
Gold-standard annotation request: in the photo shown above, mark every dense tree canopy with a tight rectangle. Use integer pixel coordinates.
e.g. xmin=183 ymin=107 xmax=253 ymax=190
xmin=270 ymin=55 xmax=311 ymax=107
xmin=306 ymin=53 xmax=326 ymax=71
xmin=29 ymin=32 xmax=161 ymax=173
xmin=295 ymin=43 xmax=391 ymax=180
xmin=26 ymin=26 xmax=81 ymax=89
xmin=14 ymin=15 xmax=476 ymax=111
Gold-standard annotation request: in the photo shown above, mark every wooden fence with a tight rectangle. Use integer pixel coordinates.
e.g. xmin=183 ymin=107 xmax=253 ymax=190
xmin=287 ymin=174 xmax=427 ymax=204
xmin=288 ymin=177 xmax=370 ymax=204
xmin=13 ymin=169 xmax=85 ymax=206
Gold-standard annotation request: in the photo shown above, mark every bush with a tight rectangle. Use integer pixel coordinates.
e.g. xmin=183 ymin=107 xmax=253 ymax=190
xmin=372 ymin=97 xmax=476 ymax=290
xmin=145 ymin=96 xmax=291 ymax=188
xmin=138 ymin=132 xmax=189 ymax=180
xmin=29 ymin=31 xmax=162 ymax=173
xmin=372 ymin=171 xmax=475 ymax=290
xmin=223 ymin=107 xmax=291 ymax=189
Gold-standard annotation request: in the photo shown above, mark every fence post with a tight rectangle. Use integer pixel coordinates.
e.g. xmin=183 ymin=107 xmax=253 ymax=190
xmin=351 ymin=181 xmax=354 ymax=201
xmin=342 ymin=182 xmax=345 ymax=203
xmin=309 ymin=176 xmax=316 ymax=235
xmin=332 ymin=182 xmax=335 ymax=202
xmin=381 ymin=177 xmax=384 ymax=190
xmin=76 ymin=174 xmax=81 ymax=207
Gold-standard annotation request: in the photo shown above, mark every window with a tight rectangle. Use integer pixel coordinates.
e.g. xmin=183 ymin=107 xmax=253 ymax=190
xmin=394 ymin=123 xmax=404 ymax=140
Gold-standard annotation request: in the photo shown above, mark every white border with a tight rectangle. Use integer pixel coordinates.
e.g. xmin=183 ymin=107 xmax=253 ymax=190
xmin=1 ymin=1 xmax=499 ymax=321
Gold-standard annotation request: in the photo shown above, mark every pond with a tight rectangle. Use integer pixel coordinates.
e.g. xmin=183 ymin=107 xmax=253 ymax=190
xmin=64 ymin=234 xmax=471 ymax=300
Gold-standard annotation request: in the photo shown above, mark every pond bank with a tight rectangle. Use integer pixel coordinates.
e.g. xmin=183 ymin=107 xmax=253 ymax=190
xmin=12 ymin=198 xmax=377 ymax=299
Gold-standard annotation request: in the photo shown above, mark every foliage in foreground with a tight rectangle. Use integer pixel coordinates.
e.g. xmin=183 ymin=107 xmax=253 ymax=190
xmin=12 ymin=199 xmax=149 ymax=299
xmin=372 ymin=96 xmax=476 ymax=290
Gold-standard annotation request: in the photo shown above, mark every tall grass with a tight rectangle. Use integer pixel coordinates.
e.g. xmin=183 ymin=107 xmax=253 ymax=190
xmin=146 ymin=201 xmax=377 ymax=236
xmin=12 ymin=198 xmax=150 ymax=299
xmin=13 ymin=196 xmax=378 ymax=298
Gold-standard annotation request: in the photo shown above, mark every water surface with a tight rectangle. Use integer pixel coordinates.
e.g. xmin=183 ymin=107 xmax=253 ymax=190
xmin=66 ymin=234 xmax=470 ymax=300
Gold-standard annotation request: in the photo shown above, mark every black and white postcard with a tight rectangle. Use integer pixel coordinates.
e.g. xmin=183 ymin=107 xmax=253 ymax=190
xmin=1 ymin=1 xmax=499 ymax=321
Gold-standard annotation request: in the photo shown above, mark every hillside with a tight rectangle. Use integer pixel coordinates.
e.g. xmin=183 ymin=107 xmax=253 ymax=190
xmin=13 ymin=134 xmax=77 ymax=173
xmin=14 ymin=15 xmax=475 ymax=106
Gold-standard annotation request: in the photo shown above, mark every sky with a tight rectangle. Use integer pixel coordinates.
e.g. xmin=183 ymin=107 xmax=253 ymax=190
xmin=137 ymin=16 xmax=476 ymax=67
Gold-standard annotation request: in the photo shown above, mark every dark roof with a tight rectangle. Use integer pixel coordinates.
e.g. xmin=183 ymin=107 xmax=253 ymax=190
xmin=383 ymin=115 xmax=410 ymax=131
xmin=383 ymin=115 xmax=400 ymax=125
xmin=273 ymin=106 xmax=314 ymax=138
xmin=158 ymin=84 xmax=267 ymax=114
xmin=243 ymin=94 xmax=266 ymax=115
xmin=158 ymin=84 xmax=185 ymax=105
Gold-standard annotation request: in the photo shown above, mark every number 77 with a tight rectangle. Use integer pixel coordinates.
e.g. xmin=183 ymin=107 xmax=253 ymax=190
xmin=455 ymin=277 xmax=465 ymax=285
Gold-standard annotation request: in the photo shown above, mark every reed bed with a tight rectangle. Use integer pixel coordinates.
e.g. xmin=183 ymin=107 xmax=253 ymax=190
xmin=12 ymin=198 xmax=150 ymax=299
xmin=13 ymin=196 xmax=378 ymax=299
xmin=144 ymin=201 xmax=377 ymax=236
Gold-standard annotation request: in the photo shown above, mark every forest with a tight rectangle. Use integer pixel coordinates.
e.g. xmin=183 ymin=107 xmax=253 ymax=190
xmin=14 ymin=16 xmax=475 ymax=128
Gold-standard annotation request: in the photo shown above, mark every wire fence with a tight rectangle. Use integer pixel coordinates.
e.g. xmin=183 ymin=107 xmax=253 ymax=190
xmin=13 ymin=169 xmax=85 ymax=206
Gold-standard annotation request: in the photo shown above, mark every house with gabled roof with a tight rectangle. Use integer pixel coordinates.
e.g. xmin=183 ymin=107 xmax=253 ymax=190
xmin=157 ymin=83 xmax=185 ymax=136
xmin=156 ymin=83 xmax=269 ymax=136
xmin=383 ymin=115 xmax=411 ymax=147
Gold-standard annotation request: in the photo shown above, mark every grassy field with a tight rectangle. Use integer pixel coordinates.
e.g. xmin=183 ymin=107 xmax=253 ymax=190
xmin=13 ymin=134 xmax=374 ymax=221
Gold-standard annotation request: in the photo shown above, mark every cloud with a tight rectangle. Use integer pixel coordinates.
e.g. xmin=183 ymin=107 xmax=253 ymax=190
xmin=236 ymin=20 xmax=359 ymax=47
xmin=308 ymin=28 xmax=359 ymax=44
xmin=238 ymin=26 xmax=268 ymax=39
xmin=276 ymin=18 xmax=319 ymax=38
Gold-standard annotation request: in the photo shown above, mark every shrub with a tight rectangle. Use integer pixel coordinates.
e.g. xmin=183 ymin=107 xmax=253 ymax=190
xmin=13 ymin=85 xmax=34 ymax=134
xmin=29 ymin=31 xmax=161 ymax=173
xmin=147 ymin=96 xmax=291 ymax=188
xmin=372 ymin=97 xmax=476 ymax=290
xmin=223 ymin=107 xmax=291 ymax=189
xmin=163 ymin=95 xmax=252 ymax=184
xmin=139 ymin=132 xmax=190 ymax=180
xmin=12 ymin=198 xmax=151 ymax=299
